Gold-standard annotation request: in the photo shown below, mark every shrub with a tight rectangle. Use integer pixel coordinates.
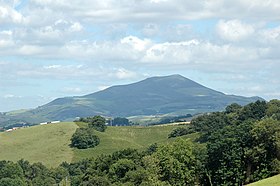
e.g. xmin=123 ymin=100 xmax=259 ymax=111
xmin=71 ymin=128 xmax=100 ymax=149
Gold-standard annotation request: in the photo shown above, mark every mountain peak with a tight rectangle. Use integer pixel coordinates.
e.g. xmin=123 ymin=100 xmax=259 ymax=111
xmin=15 ymin=75 xmax=263 ymax=122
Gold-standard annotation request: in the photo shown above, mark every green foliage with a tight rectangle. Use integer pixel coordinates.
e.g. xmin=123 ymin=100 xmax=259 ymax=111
xmin=152 ymin=139 xmax=198 ymax=185
xmin=87 ymin=116 xmax=107 ymax=132
xmin=0 ymin=178 xmax=26 ymax=186
xmin=0 ymin=161 xmax=24 ymax=179
xmin=225 ymin=103 xmax=242 ymax=114
xmin=83 ymin=176 xmax=111 ymax=186
xmin=112 ymin=117 xmax=129 ymax=126
xmin=266 ymin=99 xmax=280 ymax=120
xmin=239 ymin=100 xmax=267 ymax=121
xmin=73 ymin=124 xmax=184 ymax=161
xmin=109 ymin=159 xmax=137 ymax=181
xmin=71 ymin=128 xmax=100 ymax=149
xmin=2 ymin=100 xmax=280 ymax=185
xmin=168 ymin=126 xmax=194 ymax=138
xmin=206 ymin=125 xmax=247 ymax=185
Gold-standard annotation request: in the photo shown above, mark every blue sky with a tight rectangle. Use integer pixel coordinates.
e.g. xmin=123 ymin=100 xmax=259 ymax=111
xmin=1 ymin=0 xmax=280 ymax=112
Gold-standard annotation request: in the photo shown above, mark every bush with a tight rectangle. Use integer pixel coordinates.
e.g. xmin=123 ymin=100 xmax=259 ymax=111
xmin=88 ymin=116 xmax=107 ymax=132
xmin=168 ymin=127 xmax=194 ymax=138
xmin=71 ymin=128 xmax=100 ymax=149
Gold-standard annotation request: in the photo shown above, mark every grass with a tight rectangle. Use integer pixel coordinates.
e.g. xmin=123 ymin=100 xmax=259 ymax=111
xmin=246 ymin=174 xmax=280 ymax=186
xmin=0 ymin=122 xmax=196 ymax=167
xmin=73 ymin=124 xmax=196 ymax=161
xmin=0 ymin=122 xmax=77 ymax=168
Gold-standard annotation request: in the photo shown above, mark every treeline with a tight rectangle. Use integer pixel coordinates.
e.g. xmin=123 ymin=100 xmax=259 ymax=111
xmin=155 ymin=114 xmax=192 ymax=125
xmin=77 ymin=116 xmax=133 ymax=126
xmin=2 ymin=100 xmax=280 ymax=185
xmin=0 ymin=159 xmax=68 ymax=186
xmin=168 ymin=99 xmax=280 ymax=185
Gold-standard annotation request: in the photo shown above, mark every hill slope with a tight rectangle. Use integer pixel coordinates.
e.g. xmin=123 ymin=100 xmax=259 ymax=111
xmin=0 ymin=122 xmax=186 ymax=166
xmin=247 ymin=174 xmax=280 ymax=186
xmin=10 ymin=74 xmax=262 ymax=123
xmin=0 ymin=122 xmax=77 ymax=167
xmin=73 ymin=124 xmax=195 ymax=161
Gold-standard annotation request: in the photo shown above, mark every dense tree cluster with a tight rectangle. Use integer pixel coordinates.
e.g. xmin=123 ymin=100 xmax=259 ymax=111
xmin=0 ymin=160 xmax=68 ymax=186
xmin=168 ymin=126 xmax=194 ymax=138
xmin=191 ymin=100 xmax=280 ymax=185
xmin=77 ymin=115 xmax=107 ymax=132
xmin=111 ymin=117 xmax=129 ymax=126
xmin=71 ymin=115 xmax=107 ymax=149
xmin=62 ymin=140 xmax=202 ymax=186
xmin=71 ymin=128 xmax=100 ymax=149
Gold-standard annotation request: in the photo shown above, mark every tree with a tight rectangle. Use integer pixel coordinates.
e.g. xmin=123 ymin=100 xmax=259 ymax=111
xmin=112 ymin=117 xmax=129 ymax=126
xmin=0 ymin=178 xmax=26 ymax=186
xmin=239 ymin=100 xmax=267 ymax=121
xmin=248 ymin=118 xmax=280 ymax=181
xmin=88 ymin=116 xmax=107 ymax=132
xmin=266 ymin=99 xmax=280 ymax=120
xmin=71 ymin=128 xmax=100 ymax=149
xmin=0 ymin=161 xmax=24 ymax=180
xmin=206 ymin=125 xmax=246 ymax=185
xmin=152 ymin=139 xmax=198 ymax=185
xmin=168 ymin=127 xmax=194 ymax=138
xmin=109 ymin=159 xmax=136 ymax=181
xmin=225 ymin=103 xmax=242 ymax=114
xmin=51 ymin=166 xmax=69 ymax=184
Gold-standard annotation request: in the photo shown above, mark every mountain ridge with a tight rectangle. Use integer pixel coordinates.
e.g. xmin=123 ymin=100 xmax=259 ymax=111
xmin=2 ymin=74 xmax=263 ymax=125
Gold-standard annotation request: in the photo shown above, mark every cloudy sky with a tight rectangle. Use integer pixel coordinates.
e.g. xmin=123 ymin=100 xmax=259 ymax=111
xmin=1 ymin=0 xmax=280 ymax=112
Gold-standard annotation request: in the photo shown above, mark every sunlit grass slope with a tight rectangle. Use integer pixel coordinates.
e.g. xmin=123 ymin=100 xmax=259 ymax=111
xmin=247 ymin=174 xmax=280 ymax=186
xmin=0 ymin=122 xmax=78 ymax=167
xmin=73 ymin=125 xmax=188 ymax=161
xmin=0 ymin=122 xmax=194 ymax=167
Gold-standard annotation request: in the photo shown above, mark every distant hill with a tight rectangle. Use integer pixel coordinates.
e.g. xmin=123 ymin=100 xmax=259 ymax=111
xmin=3 ymin=74 xmax=263 ymax=124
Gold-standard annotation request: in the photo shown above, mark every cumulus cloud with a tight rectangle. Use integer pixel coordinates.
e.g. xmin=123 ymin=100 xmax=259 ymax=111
xmin=0 ymin=4 xmax=24 ymax=24
xmin=216 ymin=19 xmax=255 ymax=42
xmin=1 ymin=0 xmax=280 ymax=111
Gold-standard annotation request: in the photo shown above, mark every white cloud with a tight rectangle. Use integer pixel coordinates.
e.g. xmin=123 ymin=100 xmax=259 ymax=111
xmin=121 ymin=36 xmax=151 ymax=51
xmin=62 ymin=87 xmax=82 ymax=94
xmin=259 ymin=26 xmax=280 ymax=44
xmin=3 ymin=94 xmax=22 ymax=99
xmin=98 ymin=85 xmax=110 ymax=91
xmin=1 ymin=1 xmax=280 ymax=111
xmin=114 ymin=68 xmax=138 ymax=79
xmin=18 ymin=45 xmax=44 ymax=55
xmin=216 ymin=19 xmax=255 ymax=41
xmin=0 ymin=4 xmax=24 ymax=24
xmin=69 ymin=22 xmax=83 ymax=32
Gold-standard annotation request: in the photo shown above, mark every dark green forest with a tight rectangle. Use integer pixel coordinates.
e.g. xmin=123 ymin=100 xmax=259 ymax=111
xmin=1 ymin=100 xmax=280 ymax=185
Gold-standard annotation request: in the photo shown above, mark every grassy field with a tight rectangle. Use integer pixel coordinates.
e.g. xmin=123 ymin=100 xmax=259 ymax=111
xmin=0 ymin=122 xmax=77 ymax=167
xmin=73 ymin=124 xmax=195 ymax=161
xmin=247 ymin=174 xmax=280 ymax=186
xmin=0 ymin=122 xmax=195 ymax=167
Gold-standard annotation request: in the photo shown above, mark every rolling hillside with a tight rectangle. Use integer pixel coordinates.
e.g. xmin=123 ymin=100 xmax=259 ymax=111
xmin=247 ymin=174 xmax=280 ymax=186
xmin=0 ymin=122 xmax=190 ymax=167
xmin=0 ymin=122 xmax=77 ymax=167
xmin=9 ymin=74 xmax=263 ymax=123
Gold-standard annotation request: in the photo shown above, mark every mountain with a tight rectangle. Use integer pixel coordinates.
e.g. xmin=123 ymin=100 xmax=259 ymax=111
xmin=5 ymin=75 xmax=263 ymax=124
